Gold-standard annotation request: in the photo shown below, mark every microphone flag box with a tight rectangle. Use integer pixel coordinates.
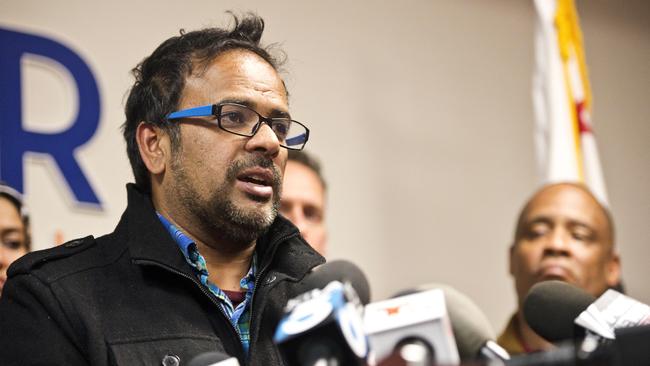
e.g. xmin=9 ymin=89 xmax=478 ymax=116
xmin=576 ymin=289 xmax=650 ymax=340
xmin=274 ymin=281 xmax=368 ymax=365
xmin=364 ymin=288 xmax=460 ymax=365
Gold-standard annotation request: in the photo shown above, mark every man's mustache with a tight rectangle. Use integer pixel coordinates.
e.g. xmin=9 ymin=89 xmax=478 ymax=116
xmin=226 ymin=156 xmax=282 ymax=192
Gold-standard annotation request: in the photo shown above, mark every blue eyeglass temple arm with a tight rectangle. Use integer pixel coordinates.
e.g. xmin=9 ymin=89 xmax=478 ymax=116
xmin=285 ymin=133 xmax=307 ymax=146
xmin=166 ymin=105 xmax=215 ymax=119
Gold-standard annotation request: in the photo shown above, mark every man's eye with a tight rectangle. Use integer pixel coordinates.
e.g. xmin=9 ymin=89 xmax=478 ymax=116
xmin=525 ymin=223 xmax=549 ymax=239
xmin=303 ymin=206 xmax=322 ymax=223
xmin=272 ymin=121 xmax=290 ymax=138
xmin=571 ymin=228 xmax=593 ymax=242
xmin=220 ymin=112 xmax=247 ymax=125
xmin=2 ymin=240 xmax=23 ymax=250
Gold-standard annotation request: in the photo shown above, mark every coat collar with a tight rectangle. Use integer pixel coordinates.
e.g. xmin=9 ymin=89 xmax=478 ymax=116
xmin=118 ymin=184 xmax=190 ymax=272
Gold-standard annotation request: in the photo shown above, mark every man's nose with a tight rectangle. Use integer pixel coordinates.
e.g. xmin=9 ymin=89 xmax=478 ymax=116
xmin=543 ymin=228 xmax=571 ymax=256
xmin=245 ymin=123 xmax=281 ymax=158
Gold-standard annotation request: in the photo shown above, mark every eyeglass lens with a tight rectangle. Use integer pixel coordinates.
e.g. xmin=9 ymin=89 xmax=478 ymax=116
xmin=218 ymin=104 xmax=306 ymax=148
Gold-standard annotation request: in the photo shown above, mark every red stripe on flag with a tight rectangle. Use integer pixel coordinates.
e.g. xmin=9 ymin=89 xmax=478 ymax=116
xmin=576 ymin=101 xmax=592 ymax=133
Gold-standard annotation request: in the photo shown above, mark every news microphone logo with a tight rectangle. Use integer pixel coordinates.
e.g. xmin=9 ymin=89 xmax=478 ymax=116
xmin=576 ymin=288 xmax=650 ymax=340
xmin=364 ymin=288 xmax=460 ymax=365
xmin=274 ymin=281 xmax=368 ymax=365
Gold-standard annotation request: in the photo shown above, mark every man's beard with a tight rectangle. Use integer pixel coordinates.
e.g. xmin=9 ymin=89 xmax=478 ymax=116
xmin=172 ymin=155 xmax=282 ymax=249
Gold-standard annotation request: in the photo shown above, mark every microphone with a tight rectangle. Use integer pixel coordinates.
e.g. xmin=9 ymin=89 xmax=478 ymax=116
xmin=524 ymin=281 xmax=650 ymax=342
xmin=292 ymin=259 xmax=371 ymax=305
xmin=364 ymin=288 xmax=460 ymax=365
xmin=393 ymin=284 xmax=510 ymax=362
xmin=274 ymin=280 xmax=369 ymax=365
xmin=377 ymin=337 xmax=435 ymax=366
xmin=506 ymin=325 xmax=650 ymax=366
xmin=521 ymin=281 xmax=650 ymax=365
xmin=187 ymin=351 xmax=240 ymax=366
xmin=574 ymin=288 xmax=650 ymax=339
xmin=523 ymin=280 xmax=596 ymax=343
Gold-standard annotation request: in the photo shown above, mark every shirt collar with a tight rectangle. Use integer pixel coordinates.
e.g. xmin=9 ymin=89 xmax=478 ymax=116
xmin=156 ymin=212 xmax=258 ymax=283
xmin=156 ymin=212 xmax=195 ymax=258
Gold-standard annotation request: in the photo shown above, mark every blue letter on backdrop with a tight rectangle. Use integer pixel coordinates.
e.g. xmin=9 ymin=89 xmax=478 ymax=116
xmin=0 ymin=27 xmax=101 ymax=206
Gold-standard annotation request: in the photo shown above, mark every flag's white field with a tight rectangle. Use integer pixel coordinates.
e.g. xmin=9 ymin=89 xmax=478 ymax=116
xmin=533 ymin=0 xmax=608 ymax=204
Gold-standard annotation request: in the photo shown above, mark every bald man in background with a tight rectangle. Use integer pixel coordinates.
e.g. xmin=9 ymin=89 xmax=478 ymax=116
xmin=498 ymin=182 xmax=621 ymax=354
xmin=280 ymin=150 xmax=327 ymax=255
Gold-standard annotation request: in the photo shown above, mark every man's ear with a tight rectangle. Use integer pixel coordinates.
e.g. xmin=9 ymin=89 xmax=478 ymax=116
xmin=606 ymin=251 xmax=622 ymax=288
xmin=136 ymin=122 xmax=170 ymax=176
xmin=508 ymin=243 xmax=516 ymax=276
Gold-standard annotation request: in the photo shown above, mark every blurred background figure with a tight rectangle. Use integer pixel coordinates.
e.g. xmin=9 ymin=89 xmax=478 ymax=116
xmin=498 ymin=182 xmax=620 ymax=354
xmin=280 ymin=150 xmax=327 ymax=256
xmin=0 ymin=182 xmax=31 ymax=296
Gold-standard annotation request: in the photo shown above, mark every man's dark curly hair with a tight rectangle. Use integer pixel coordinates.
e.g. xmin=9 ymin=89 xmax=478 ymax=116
xmin=122 ymin=12 xmax=284 ymax=193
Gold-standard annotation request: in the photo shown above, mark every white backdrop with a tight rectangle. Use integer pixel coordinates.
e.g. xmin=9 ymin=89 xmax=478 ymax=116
xmin=1 ymin=0 xmax=648 ymax=332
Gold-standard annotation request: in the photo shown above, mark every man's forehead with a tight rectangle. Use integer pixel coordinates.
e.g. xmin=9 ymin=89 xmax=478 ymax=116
xmin=523 ymin=184 xmax=608 ymax=229
xmin=0 ymin=199 xmax=24 ymax=229
xmin=193 ymin=50 xmax=286 ymax=91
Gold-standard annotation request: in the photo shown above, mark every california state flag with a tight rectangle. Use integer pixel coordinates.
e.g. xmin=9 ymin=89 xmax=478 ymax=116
xmin=532 ymin=0 xmax=608 ymax=205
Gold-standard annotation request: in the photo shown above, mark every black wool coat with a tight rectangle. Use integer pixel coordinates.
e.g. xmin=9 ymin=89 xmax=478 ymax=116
xmin=0 ymin=184 xmax=324 ymax=366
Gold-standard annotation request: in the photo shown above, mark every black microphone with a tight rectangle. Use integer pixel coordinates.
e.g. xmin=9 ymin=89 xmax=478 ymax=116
xmin=393 ymin=283 xmax=510 ymax=362
xmin=293 ymin=259 xmax=371 ymax=305
xmin=521 ymin=281 xmax=650 ymax=365
xmin=506 ymin=325 xmax=650 ymax=366
xmin=523 ymin=280 xmax=596 ymax=343
xmin=275 ymin=261 xmax=371 ymax=366
xmin=187 ymin=351 xmax=240 ymax=366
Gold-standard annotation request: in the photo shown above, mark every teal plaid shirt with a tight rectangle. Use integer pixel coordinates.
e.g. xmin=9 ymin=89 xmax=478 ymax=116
xmin=157 ymin=213 xmax=256 ymax=354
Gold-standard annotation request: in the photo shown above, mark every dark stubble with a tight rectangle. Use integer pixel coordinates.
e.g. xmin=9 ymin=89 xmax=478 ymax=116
xmin=172 ymin=154 xmax=282 ymax=249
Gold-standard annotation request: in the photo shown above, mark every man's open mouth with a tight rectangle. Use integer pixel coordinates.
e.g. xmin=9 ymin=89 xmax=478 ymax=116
xmin=236 ymin=168 xmax=275 ymax=199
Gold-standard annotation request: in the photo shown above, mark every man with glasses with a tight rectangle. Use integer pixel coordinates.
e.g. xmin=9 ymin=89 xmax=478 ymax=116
xmin=0 ymin=14 xmax=323 ymax=366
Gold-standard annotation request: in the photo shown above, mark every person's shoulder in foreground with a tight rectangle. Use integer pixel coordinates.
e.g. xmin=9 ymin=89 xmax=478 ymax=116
xmin=0 ymin=12 xmax=323 ymax=366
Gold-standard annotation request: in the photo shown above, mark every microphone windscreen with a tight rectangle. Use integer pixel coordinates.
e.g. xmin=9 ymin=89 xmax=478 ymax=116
xmin=523 ymin=280 xmax=596 ymax=343
xmin=393 ymin=283 xmax=495 ymax=360
xmin=295 ymin=259 xmax=371 ymax=305
xmin=187 ymin=351 xmax=239 ymax=366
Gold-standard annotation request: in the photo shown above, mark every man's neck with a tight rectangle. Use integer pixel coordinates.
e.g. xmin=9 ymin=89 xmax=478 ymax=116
xmin=516 ymin=309 xmax=555 ymax=352
xmin=196 ymin=240 xmax=256 ymax=292
xmin=154 ymin=199 xmax=257 ymax=292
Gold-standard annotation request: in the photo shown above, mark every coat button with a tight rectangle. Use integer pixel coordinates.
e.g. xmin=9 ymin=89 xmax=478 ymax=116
xmin=64 ymin=239 xmax=83 ymax=248
xmin=266 ymin=274 xmax=277 ymax=284
xmin=161 ymin=354 xmax=180 ymax=366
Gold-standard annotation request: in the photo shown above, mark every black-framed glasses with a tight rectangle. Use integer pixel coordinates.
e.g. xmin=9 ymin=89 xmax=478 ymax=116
xmin=166 ymin=103 xmax=310 ymax=150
